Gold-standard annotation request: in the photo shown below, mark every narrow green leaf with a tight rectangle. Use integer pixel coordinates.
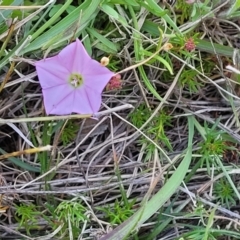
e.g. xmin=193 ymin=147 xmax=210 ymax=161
xmin=124 ymin=0 xmax=139 ymax=6
xmin=203 ymin=206 xmax=217 ymax=240
xmin=30 ymin=0 xmax=73 ymax=42
xmin=48 ymin=4 xmax=64 ymax=18
xmin=87 ymin=27 xmax=119 ymax=53
xmin=138 ymin=0 xmax=181 ymax=34
xmin=22 ymin=0 xmax=101 ymax=54
xmin=100 ymin=3 xmax=128 ymax=26
xmin=139 ymin=65 xmax=166 ymax=102
xmin=128 ymin=5 xmax=166 ymax=102
xmin=225 ymin=0 xmax=240 ymax=18
xmin=0 ymin=1 xmax=55 ymax=68
xmin=82 ymin=29 xmax=92 ymax=55
xmin=100 ymin=3 xmax=119 ymax=19
xmin=0 ymin=148 xmax=40 ymax=173
xmin=143 ymin=50 xmax=173 ymax=74
xmin=197 ymin=39 xmax=234 ymax=57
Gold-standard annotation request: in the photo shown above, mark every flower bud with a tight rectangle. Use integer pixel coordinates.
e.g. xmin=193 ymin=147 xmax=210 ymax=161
xmin=100 ymin=57 xmax=110 ymax=66
xmin=163 ymin=43 xmax=173 ymax=51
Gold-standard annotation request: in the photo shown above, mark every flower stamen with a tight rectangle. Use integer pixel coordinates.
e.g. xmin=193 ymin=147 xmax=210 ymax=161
xmin=69 ymin=73 xmax=83 ymax=88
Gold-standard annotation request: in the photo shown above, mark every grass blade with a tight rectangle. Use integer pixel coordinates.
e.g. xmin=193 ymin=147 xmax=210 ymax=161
xmin=22 ymin=0 xmax=101 ymax=54
xmin=0 ymin=148 xmax=40 ymax=172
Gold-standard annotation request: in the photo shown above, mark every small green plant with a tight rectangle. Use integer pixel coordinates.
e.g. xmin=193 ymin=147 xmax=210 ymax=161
xmin=146 ymin=109 xmax=173 ymax=150
xmin=213 ymin=178 xmax=236 ymax=208
xmin=129 ymin=104 xmax=152 ymax=128
xmin=198 ymin=122 xmax=228 ymax=172
xmin=175 ymin=0 xmax=194 ymax=24
xmin=97 ymin=198 xmax=136 ymax=225
xmin=130 ymin=105 xmax=173 ymax=160
xmin=189 ymin=0 xmax=213 ymax=22
xmin=15 ymin=203 xmax=41 ymax=235
xmin=179 ymin=204 xmax=240 ymax=239
xmin=54 ymin=199 xmax=88 ymax=238
xmin=179 ymin=204 xmax=218 ymax=240
xmin=179 ymin=68 xmax=202 ymax=94
xmin=60 ymin=120 xmax=79 ymax=146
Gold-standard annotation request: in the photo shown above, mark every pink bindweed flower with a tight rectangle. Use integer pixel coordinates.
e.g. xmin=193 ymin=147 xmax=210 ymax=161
xmin=35 ymin=39 xmax=115 ymax=115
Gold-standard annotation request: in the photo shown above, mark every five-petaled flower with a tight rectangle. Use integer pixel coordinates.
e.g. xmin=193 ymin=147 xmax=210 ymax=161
xmin=35 ymin=39 xmax=115 ymax=115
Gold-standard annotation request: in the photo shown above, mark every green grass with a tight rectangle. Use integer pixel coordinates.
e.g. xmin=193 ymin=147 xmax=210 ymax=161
xmin=1 ymin=0 xmax=240 ymax=239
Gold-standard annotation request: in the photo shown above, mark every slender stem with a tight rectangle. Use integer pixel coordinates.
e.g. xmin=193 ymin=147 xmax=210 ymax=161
xmin=0 ymin=104 xmax=133 ymax=124
xmin=0 ymin=21 xmax=15 ymax=59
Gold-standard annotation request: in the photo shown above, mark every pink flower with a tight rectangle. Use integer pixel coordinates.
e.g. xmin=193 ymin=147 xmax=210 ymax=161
xmin=184 ymin=38 xmax=196 ymax=51
xmin=35 ymin=39 xmax=115 ymax=115
xmin=106 ymin=74 xmax=122 ymax=91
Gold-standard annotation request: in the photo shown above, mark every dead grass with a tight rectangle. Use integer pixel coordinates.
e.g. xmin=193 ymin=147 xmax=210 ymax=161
xmin=1 ymin=0 xmax=240 ymax=239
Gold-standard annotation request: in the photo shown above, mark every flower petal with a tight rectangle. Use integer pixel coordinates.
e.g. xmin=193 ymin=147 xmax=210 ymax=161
xmin=57 ymin=39 xmax=91 ymax=73
xmin=83 ymin=59 xmax=115 ymax=92
xmin=42 ymin=84 xmax=101 ymax=115
xmin=36 ymin=57 xmax=69 ymax=88
xmin=72 ymin=87 xmax=102 ymax=113
xmin=42 ymin=84 xmax=75 ymax=115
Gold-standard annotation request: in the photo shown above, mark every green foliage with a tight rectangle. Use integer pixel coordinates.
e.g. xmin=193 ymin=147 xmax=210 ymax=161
xmin=130 ymin=105 xmax=173 ymax=159
xmin=15 ymin=203 xmax=41 ymax=235
xmin=213 ymin=178 xmax=236 ymax=208
xmin=198 ymin=122 xmax=229 ymax=172
xmin=178 ymin=204 xmax=219 ymax=240
xmin=129 ymin=104 xmax=152 ymax=128
xmin=97 ymin=198 xmax=136 ymax=225
xmin=0 ymin=0 xmax=23 ymax=34
xmin=142 ymin=142 xmax=158 ymax=160
xmin=179 ymin=225 xmax=240 ymax=240
xmin=180 ymin=229 xmax=218 ymax=240
xmin=175 ymin=0 xmax=193 ymax=24
xmin=54 ymin=199 xmax=88 ymax=237
xmin=190 ymin=0 xmax=213 ymax=21
xmin=147 ymin=109 xmax=173 ymax=150
xmin=49 ymin=4 xmax=76 ymax=18
xmin=179 ymin=68 xmax=202 ymax=94
xmin=201 ymin=57 xmax=216 ymax=75
xmin=60 ymin=120 xmax=79 ymax=146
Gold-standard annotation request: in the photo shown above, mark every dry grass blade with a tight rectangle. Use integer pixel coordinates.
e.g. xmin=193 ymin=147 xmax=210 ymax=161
xmin=0 ymin=145 xmax=51 ymax=160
